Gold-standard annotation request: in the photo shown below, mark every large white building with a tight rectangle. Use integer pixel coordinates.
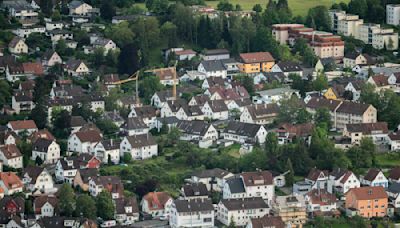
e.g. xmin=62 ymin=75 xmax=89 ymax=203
xmin=387 ymin=4 xmax=400 ymax=26
xmin=329 ymin=10 xmax=399 ymax=50
xmin=169 ymin=199 xmax=214 ymax=228
xmin=120 ymin=134 xmax=158 ymax=160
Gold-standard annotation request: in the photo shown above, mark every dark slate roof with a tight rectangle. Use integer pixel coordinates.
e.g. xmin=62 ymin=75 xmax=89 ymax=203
xmin=134 ymin=105 xmax=157 ymax=118
xmin=306 ymin=97 xmax=341 ymax=112
xmin=226 ymin=176 xmax=245 ymax=194
xmin=337 ymin=101 xmax=371 ymax=115
xmin=224 ymin=121 xmax=263 ymax=138
xmin=77 ymin=168 xmax=98 ymax=183
xmin=363 ymin=168 xmax=382 ymax=182
xmin=204 ymin=49 xmax=229 ymax=56
xmin=174 ymin=198 xmax=213 ymax=213
xmin=344 ymin=52 xmax=361 ymax=59
xmin=115 ymin=197 xmax=139 ymax=215
xmin=176 ymin=120 xmax=212 ymax=137
xmin=200 ymin=60 xmax=226 ymax=72
xmin=387 ymin=182 xmax=400 ymax=194
xmin=122 ymin=117 xmax=148 ymax=130
xmin=345 ymin=122 xmax=388 ymax=134
xmin=206 ymin=100 xmax=228 ymax=112
xmin=32 ymin=138 xmax=53 ymax=152
xmin=99 ymin=139 xmax=120 ymax=151
xmin=182 ymin=183 xmax=208 ymax=197
xmin=22 ymin=166 xmax=45 ymax=184
xmin=125 ymin=134 xmax=156 ymax=148
xmin=221 ymin=197 xmax=268 ymax=210
xmin=276 ymin=61 xmax=303 ymax=72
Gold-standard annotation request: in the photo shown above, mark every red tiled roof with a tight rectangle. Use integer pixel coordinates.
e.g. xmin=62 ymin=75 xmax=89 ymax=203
xmin=241 ymin=171 xmax=273 ymax=186
xmin=8 ymin=120 xmax=37 ymax=130
xmin=74 ymin=130 xmax=102 ymax=143
xmin=143 ymin=192 xmax=172 ymax=211
xmin=240 ymin=52 xmax=275 ymax=64
xmin=0 ymin=172 xmax=23 ymax=190
xmin=347 ymin=186 xmax=387 ymax=200
xmin=22 ymin=62 xmax=44 ymax=76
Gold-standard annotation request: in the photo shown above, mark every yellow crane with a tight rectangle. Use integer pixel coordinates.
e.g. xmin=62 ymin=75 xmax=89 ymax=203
xmin=145 ymin=61 xmax=178 ymax=100
xmin=110 ymin=70 xmax=141 ymax=105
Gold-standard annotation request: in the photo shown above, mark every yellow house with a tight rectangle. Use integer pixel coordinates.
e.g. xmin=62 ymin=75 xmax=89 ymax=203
xmin=239 ymin=52 xmax=275 ymax=74
xmin=323 ymin=87 xmax=339 ymax=100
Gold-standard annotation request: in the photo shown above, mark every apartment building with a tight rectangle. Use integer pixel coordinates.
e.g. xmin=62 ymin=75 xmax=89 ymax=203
xmin=272 ymin=195 xmax=307 ymax=228
xmin=387 ymin=4 xmax=400 ymax=26
xmin=329 ymin=10 xmax=399 ymax=50
xmin=345 ymin=186 xmax=388 ymax=218
xmin=272 ymin=24 xmax=345 ymax=61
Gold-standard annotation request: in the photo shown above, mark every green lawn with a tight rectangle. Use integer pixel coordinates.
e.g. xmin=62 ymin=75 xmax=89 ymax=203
xmin=206 ymin=0 xmax=350 ymax=16
xmin=376 ymin=152 xmax=400 ymax=168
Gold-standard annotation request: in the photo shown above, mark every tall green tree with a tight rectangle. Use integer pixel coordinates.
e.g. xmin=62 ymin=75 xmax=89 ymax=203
xmin=348 ymin=0 xmax=368 ymax=19
xmin=161 ymin=22 xmax=178 ymax=48
xmin=30 ymin=104 xmax=47 ymax=129
xmin=306 ymin=6 xmax=331 ymax=31
xmin=285 ymin=158 xmax=295 ymax=186
xmin=100 ymin=1 xmax=116 ymax=21
xmin=75 ymin=194 xmax=97 ymax=219
xmin=96 ymin=191 xmax=115 ymax=220
xmin=0 ymin=80 xmax=11 ymax=109
xmin=118 ymin=43 xmax=140 ymax=75
xmin=59 ymin=184 xmax=76 ymax=216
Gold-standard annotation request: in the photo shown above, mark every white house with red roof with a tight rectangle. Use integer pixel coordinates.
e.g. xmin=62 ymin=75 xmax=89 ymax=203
xmin=141 ymin=192 xmax=173 ymax=218
xmin=0 ymin=172 xmax=23 ymax=195
xmin=7 ymin=120 xmax=38 ymax=135
xmin=360 ymin=168 xmax=388 ymax=188
xmin=305 ymin=168 xmax=329 ymax=191
xmin=328 ymin=168 xmax=360 ymax=194
xmin=305 ymin=189 xmax=338 ymax=216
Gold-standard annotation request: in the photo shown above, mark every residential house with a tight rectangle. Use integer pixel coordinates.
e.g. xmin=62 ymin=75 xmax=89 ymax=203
xmin=7 ymin=120 xmax=38 ymax=135
xmin=306 ymin=97 xmax=377 ymax=130
xmin=103 ymin=111 xmax=124 ymax=127
xmin=73 ymin=168 xmax=98 ymax=191
xmin=88 ymin=175 xmax=124 ymax=198
xmin=176 ymin=120 xmax=218 ymax=145
xmin=91 ymin=38 xmax=118 ymax=55
xmin=239 ymin=52 xmax=275 ymax=74
xmin=45 ymin=21 xmax=67 ymax=31
xmin=173 ymin=49 xmax=196 ymax=61
xmin=0 ymin=196 xmax=25 ymax=224
xmin=169 ymin=198 xmax=214 ymax=228
xmin=271 ymin=61 xmax=303 ymax=77
xmin=304 ymin=189 xmax=338 ymax=216
xmin=22 ymin=166 xmax=55 ymax=194
xmin=205 ymin=86 xmax=250 ymax=103
xmin=188 ymin=95 xmax=210 ymax=106
xmin=226 ymin=98 xmax=252 ymax=114
xmin=387 ymin=4 xmax=400 ymax=25
xmin=201 ymin=100 xmax=229 ymax=120
xmin=240 ymin=104 xmax=279 ymax=125
xmin=120 ymin=134 xmax=158 ymax=160
xmin=343 ymin=122 xmax=389 ymax=145
xmin=217 ymin=198 xmax=270 ymax=226
xmin=203 ymin=49 xmax=230 ymax=61
xmin=246 ymin=215 xmax=285 ymax=228
xmin=67 ymin=130 xmax=102 ymax=154
xmin=12 ymin=91 xmax=35 ymax=114
xmin=389 ymin=167 xmax=400 ymax=183
xmin=360 ymin=168 xmax=388 ymax=188
xmin=141 ymin=192 xmax=173 ymax=218
xmin=161 ymin=99 xmax=187 ymax=118
xmin=343 ymin=52 xmax=371 ymax=68
xmin=69 ymin=0 xmax=93 ymax=15
xmin=64 ymin=59 xmax=89 ymax=77
xmin=276 ymin=123 xmax=314 ymax=145
xmin=114 ymin=197 xmax=139 ymax=225
xmin=33 ymin=195 xmax=58 ymax=219
xmin=198 ymin=60 xmax=227 ymax=78
xmin=70 ymin=116 xmax=87 ymax=134
xmin=0 ymin=172 xmax=23 ymax=195
xmin=272 ymin=195 xmax=307 ymax=228
xmin=153 ymin=68 xmax=179 ymax=86
xmin=389 ymin=132 xmax=400 ymax=151
xmin=32 ymin=138 xmax=60 ymax=164
xmin=294 ymin=169 xmax=328 ymax=195
xmin=223 ymin=171 xmax=275 ymax=204
xmin=181 ymin=183 xmax=209 ymax=200
xmin=128 ymin=105 xmax=157 ymax=128
xmin=55 ymin=154 xmax=100 ymax=183
xmin=345 ymin=186 xmax=388 ymax=218
xmin=201 ymin=77 xmax=227 ymax=90
xmin=368 ymin=74 xmax=397 ymax=92
xmin=253 ymin=87 xmax=300 ymax=104
xmin=222 ymin=121 xmax=268 ymax=144
xmin=93 ymin=139 xmax=120 ymax=164
xmin=0 ymin=145 xmax=23 ymax=169
xmin=386 ymin=182 xmax=400 ymax=208
xmin=42 ymin=50 xmax=62 ymax=68
xmin=176 ymin=104 xmax=204 ymax=121
xmin=328 ymin=168 xmax=360 ymax=194
xmin=2 ymin=0 xmax=39 ymax=26
xmin=121 ymin=117 xmax=149 ymax=136
xmin=189 ymin=168 xmax=233 ymax=192
xmin=8 ymin=37 xmax=28 ymax=55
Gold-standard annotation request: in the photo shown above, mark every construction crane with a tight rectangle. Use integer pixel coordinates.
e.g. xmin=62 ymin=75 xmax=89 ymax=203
xmin=145 ymin=61 xmax=178 ymax=100
xmin=110 ymin=70 xmax=141 ymax=105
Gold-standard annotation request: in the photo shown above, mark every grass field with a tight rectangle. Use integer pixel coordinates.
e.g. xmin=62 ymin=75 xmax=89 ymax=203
xmin=206 ymin=0 xmax=350 ymax=16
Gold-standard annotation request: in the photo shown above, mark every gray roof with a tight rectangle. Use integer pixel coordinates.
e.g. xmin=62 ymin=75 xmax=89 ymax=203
xmin=33 ymin=138 xmax=53 ymax=152
xmin=221 ymin=197 xmax=268 ymax=210
xmin=176 ymin=120 xmax=212 ymax=136
xmin=206 ymin=100 xmax=228 ymax=112
xmin=224 ymin=121 xmax=262 ymax=138
xmin=257 ymin=87 xmax=299 ymax=97
xmin=276 ymin=61 xmax=303 ymax=72
xmin=174 ymin=198 xmax=213 ymax=213
xmin=125 ymin=134 xmax=156 ymax=148
xmin=226 ymin=176 xmax=245 ymax=194
xmin=200 ymin=60 xmax=226 ymax=72
xmin=122 ymin=117 xmax=148 ymax=130
xmin=387 ymin=182 xmax=400 ymax=194
xmin=182 ymin=183 xmax=208 ymax=197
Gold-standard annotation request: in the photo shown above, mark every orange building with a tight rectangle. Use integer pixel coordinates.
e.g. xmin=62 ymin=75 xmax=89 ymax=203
xmin=239 ymin=52 xmax=275 ymax=74
xmin=345 ymin=186 xmax=388 ymax=218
